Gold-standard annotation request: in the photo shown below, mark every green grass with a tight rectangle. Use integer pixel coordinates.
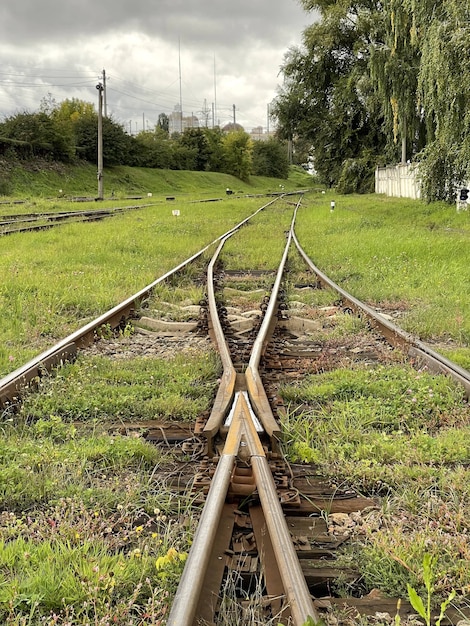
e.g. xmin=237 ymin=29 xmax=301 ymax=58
xmin=2 ymin=173 xmax=470 ymax=620
xmin=19 ymin=348 xmax=221 ymax=423
xmin=0 ymin=420 xmax=196 ymax=624
xmin=0 ymin=193 xmax=305 ymax=377
xmin=221 ymin=197 xmax=295 ymax=270
xmin=0 ymin=198 xmax=261 ymax=376
xmin=297 ymin=192 xmax=470 ymax=366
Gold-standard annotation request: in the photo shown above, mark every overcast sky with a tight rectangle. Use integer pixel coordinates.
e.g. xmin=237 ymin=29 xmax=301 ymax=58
xmin=0 ymin=1 xmax=315 ymax=134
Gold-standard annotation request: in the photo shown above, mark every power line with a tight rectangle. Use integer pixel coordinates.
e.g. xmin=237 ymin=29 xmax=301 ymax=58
xmin=0 ymin=64 xmax=272 ymax=131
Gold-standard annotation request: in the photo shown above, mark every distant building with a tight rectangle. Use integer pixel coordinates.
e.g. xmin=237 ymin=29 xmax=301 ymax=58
xmin=169 ymin=105 xmax=200 ymax=134
xmin=222 ymin=122 xmax=245 ymax=133
xmin=250 ymin=126 xmax=276 ymax=141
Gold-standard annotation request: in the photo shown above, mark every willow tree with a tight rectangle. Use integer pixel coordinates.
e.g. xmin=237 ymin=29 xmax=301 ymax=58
xmin=417 ymin=0 xmax=470 ymax=201
xmin=368 ymin=0 xmax=426 ymax=163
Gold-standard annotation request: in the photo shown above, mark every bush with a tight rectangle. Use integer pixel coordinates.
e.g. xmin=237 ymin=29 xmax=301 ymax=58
xmin=336 ymin=156 xmax=375 ymax=194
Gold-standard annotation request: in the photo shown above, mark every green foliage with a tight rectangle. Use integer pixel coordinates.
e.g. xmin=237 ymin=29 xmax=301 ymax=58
xmin=32 ymin=414 xmax=76 ymax=442
xmin=252 ymin=138 xmax=289 ymax=178
xmin=336 ymin=155 xmax=376 ymax=194
xmin=273 ymin=0 xmax=387 ymax=188
xmin=404 ymin=554 xmax=456 ymax=626
xmin=416 ymin=1 xmax=470 ymax=201
xmin=276 ymin=0 xmax=470 ymax=200
xmin=222 ymin=129 xmax=253 ymax=182
xmin=177 ymin=128 xmax=211 ymax=171
xmin=0 ymin=111 xmax=75 ymax=162
xmin=0 ymin=96 xmax=268 ymax=181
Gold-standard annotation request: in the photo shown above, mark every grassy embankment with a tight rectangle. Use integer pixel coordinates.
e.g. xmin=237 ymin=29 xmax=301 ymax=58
xmin=0 ymin=159 xmax=311 ymax=201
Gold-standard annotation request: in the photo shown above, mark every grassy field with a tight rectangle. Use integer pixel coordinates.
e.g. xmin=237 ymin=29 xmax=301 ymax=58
xmin=296 ymin=192 xmax=470 ymax=368
xmin=1 ymin=167 xmax=470 ymax=624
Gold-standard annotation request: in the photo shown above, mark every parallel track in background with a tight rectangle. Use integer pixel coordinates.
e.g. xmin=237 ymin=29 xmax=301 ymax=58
xmin=0 ymin=204 xmax=153 ymax=236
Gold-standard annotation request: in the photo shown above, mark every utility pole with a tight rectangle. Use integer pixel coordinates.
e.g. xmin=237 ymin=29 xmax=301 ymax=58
xmin=233 ymin=104 xmax=236 ymax=125
xmin=179 ymin=38 xmax=183 ymax=133
xmin=201 ymin=99 xmax=210 ymax=127
xmin=102 ymin=69 xmax=107 ymax=117
xmin=96 ymin=82 xmax=104 ymax=200
xmin=267 ymin=103 xmax=270 ymax=135
xmin=213 ymin=54 xmax=217 ymax=128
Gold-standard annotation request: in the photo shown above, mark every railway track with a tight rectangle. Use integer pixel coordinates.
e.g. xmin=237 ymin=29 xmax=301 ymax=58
xmin=1 ymin=194 xmax=469 ymax=624
xmin=0 ymin=204 xmax=153 ymax=236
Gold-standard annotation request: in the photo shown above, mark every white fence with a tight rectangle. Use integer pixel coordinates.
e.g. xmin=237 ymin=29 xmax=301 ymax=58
xmin=375 ymin=164 xmax=421 ymax=199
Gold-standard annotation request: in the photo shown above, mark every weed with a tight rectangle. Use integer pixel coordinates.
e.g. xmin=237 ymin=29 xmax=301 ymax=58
xmin=402 ymin=554 xmax=456 ymax=626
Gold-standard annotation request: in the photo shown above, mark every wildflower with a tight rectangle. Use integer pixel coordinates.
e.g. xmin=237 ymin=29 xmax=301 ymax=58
xmin=166 ymin=547 xmax=178 ymax=562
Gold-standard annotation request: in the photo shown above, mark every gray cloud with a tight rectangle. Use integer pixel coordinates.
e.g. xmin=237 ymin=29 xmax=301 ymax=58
xmin=0 ymin=0 xmax=313 ymax=130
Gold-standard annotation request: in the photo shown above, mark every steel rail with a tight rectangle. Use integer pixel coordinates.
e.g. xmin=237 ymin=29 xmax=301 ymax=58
xmin=202 ymin=233 xmax=238 ymax=449
xmin=170 ymin=194 xmax=319 ymax=626
xmin=244 ymin=199 xmax=303 ymax=439
xmin=167 ymin=402 xmax=243 ymax=626
xmin=292 ymin=228 xmax=470 ymax=398
xmin=0 ymin=198 xmax=280 ymax=409
xmin=0 ymin=205 xmax=153 ymax=236
xmin=202 ymin=196 xmax=281 ymax=448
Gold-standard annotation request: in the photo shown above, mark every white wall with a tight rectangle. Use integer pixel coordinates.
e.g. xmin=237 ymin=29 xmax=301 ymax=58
xmin=375 ymin=164 xmax=421 ymax=199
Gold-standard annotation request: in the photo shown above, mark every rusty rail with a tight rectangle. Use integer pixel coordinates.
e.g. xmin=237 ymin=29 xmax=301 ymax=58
xmin=169 ymin=196 xmax=319 ymax=626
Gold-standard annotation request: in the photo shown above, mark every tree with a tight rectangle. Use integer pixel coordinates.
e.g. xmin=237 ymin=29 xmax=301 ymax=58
xmin=252 ymin=138 xmax=289 ymax=178
xmin=415 ymin=0 xmax=470 ymax=201
xmin=157 ymin=113 xmax=169 ymax=133
xmin=273 ymin=2 xmax=387 ymax=189
xmin=0 ymin=111 xmax=74 ymax=162
xmin=178 ymin=128 xmax=211 ymax=171
xmin=203 ymin=128 xmax=225 ymax=172
xmin=222 ymin=130 xmax=253 ymax=182
xmin=134 ymin=127 xmax=175 ymax=168
xmin=74 ymin=113 xmax=133 ymax=166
